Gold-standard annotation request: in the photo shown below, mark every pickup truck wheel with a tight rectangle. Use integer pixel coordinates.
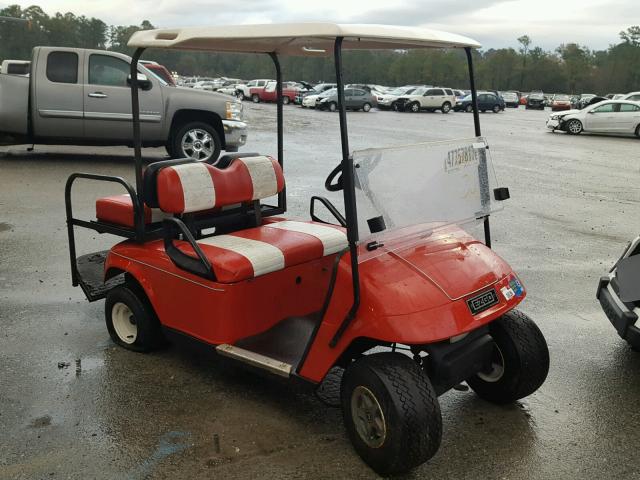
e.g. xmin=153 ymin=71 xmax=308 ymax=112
xmin=282 ymin=96 xmax=291 ymax=105
xmin=172 ymin=122 xmax=221 ymax=163
xmin=252 ymin=94 xmax=260 ymax=103
xmin=236 ymin=91 xmax=245 ymax=101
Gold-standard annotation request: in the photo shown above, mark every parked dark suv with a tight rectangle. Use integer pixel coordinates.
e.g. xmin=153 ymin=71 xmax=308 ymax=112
xmin=526 ymin=92 xmax=545 ymax=110
xmin=454 ymin=92 xmax=505 ymax=113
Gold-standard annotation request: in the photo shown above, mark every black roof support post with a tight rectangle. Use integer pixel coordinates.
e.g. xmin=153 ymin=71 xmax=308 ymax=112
xmin=130 ymin=47 xmax=146 ymax=241
xmin=465 ymin=47 xmax=492 ymax=248
xmin=268 ymin=52 xmax=286 ymax=212
xmin=329 ymin=36 xmax=361 ymax=348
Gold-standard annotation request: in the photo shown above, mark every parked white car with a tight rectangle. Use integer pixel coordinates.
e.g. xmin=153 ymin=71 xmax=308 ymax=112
xmin=621 ymin=91 xmax=640 ymax=102
xmin=302 ymin=88 xmax=336 ymax=108
xmin=396 ymin=86 xmax=457 ymax=113
xmin=546 ymin=100 xmax=640 ymax=137
xmin=376 ymin=86 xmax=422 ymax=110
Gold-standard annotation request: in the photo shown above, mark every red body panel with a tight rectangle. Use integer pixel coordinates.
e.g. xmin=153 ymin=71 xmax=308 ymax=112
xmin=250 ymin=85 xmax=299 ymax=102
xmin=105 ymin=224 xmax=524 ymax=384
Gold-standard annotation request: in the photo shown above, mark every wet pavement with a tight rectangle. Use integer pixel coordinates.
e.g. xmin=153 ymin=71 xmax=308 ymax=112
xmin=1 ymin=104 xmax=640 ymax=479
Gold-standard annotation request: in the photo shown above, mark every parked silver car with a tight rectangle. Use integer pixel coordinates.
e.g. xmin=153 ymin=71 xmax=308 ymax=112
xmin=316 ymin=88 xmax=375 ymax=112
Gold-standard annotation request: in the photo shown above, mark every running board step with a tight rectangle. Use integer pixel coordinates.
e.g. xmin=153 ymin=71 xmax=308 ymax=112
xmin=215 ymin=344 xmax=292 ymax=377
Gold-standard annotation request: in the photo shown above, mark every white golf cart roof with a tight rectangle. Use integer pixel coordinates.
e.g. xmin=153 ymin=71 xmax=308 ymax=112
xmin=128 ymin=23 xmax=481 ymax=55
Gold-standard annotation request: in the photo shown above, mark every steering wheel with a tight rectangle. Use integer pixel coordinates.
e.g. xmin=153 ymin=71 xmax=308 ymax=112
xmin=325 ymin=163 xmax=344 ymax=192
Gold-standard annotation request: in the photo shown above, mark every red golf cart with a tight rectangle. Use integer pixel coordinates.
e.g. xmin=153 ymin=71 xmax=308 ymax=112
xmin=65 ymin=24 xmax=549 ymax=475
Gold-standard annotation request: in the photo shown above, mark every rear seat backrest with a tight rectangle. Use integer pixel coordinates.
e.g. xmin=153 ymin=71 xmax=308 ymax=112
xmin=156 ymin=156 xmax=285 ymax=214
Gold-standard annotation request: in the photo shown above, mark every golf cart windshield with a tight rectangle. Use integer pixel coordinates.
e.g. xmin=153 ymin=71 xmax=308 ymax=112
xmin=353 ymin=137 xmax=501 ymax=245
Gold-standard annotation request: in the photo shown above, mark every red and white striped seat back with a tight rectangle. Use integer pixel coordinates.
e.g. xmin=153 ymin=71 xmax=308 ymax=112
xmin=156 ymin=156 xmax=285 ymax=214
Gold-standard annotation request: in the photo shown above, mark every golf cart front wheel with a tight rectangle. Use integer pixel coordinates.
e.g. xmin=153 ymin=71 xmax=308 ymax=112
xmin=341 ymin=353 xmax=442 ymax=475
xmin=105 ymin=285 xmax=165 ymax=352
xmin=467 ymin=309 xmax=549 ymax=404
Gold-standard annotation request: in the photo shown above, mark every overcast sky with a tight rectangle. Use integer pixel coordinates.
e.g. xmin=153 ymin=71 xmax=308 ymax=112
xmin=5 ymin=0 xmax=636 ymax=50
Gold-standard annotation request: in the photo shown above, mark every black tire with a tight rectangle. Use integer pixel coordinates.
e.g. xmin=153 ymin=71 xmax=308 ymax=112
xmin=236 ymin=90 xmax=245 ymax=101
xmin=635 ymin=125 xmax=640 ymax=138
xmin=566 ymin=119 xmax=583 ymax=135
xmin=105 ymin=285 xmax=165 ymax=353
xmin=465 ymin=104 xmax=473 ymax=113
xmin=409 ymin=102 xmax=421 ymax=113
xmin=328 ymin=102 xmax=337 ymax=112
xmin=492 ymin=104 xmax=501 ymax=113
xmin=282 ymin=96 xmax=291 ymax=105
xmin=391 ymin=102 xmax=400 ymax=112
xmin=251 ymin=93 xmax=260 ymax=103
xmin=467 ymin=310 xmax=549 ymax=404
xmin=170 ymin=121 xmax=221 ymax=163
xmin=341 ymin=353 xmax=442 ymax=475
xmin=441 ymin=102 xmax=451 ymax=114
xmin=362 ymin=102 xmax=372 ymax=112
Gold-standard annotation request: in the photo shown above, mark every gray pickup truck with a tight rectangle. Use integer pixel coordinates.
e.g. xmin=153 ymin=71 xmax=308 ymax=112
xmin=0 ymin=46 xmax=248 ymax=162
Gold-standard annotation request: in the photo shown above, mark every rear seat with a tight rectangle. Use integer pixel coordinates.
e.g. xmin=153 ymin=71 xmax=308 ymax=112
xmin=155 ymin=156 xmax=348 ymax=283
xmin=94 ymin=154 xmax=262 ymax=228
xmin=96 ymin=194 xmax=167 ymax=227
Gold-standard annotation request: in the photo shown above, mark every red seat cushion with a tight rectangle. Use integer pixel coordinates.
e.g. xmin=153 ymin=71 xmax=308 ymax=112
xmin=175 ymin=220 xmax=348 ymax=283
xmin=156 ymin=156 xmax=285 ymax=214
xmin=96 ymin=194 xmax=165 ymax=228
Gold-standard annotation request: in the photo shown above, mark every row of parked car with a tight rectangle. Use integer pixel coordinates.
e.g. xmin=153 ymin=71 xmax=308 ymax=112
xmin=546 ymin=93 xmax=640 ymax=137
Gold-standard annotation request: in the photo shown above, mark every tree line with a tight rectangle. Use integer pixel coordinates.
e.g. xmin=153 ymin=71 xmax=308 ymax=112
xmin=1 ymin=5 xmax=639 ymax=94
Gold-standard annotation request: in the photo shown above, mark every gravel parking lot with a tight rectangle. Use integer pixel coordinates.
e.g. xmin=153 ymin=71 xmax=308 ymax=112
xmin=1 ymin=104 xmax=640 ymax=479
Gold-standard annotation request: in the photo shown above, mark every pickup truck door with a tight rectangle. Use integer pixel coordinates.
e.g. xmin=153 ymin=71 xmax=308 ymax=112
xmin=83 ymin=53 xmax=163 ymax=142
xmin=32 ymin=49 xmax=85 ymax=138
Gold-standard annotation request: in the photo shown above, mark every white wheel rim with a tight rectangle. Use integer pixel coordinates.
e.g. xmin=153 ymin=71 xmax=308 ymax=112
xmin=111 ymin=302 xmax=137 ymax=344
xmin=181 ymin=128 xmax=214 ymax=161
xmin=363 ymin=103 xmax=370 ymax=111
xmin=412 ymin=103 xmax=419 ymax=112
xmin=477 ymin=345 xmax=505 ymax=383
xmin=351 ymin=386 xmax=387 ymax=448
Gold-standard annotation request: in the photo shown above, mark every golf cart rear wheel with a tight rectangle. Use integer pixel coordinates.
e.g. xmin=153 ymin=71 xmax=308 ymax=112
xmin=341 ymin=353 xmax=442 ymax=475
xmin=105 ymin=285 xmax=165 ymax=353
xmin=467 ymin=309 xmax=549 ymax=404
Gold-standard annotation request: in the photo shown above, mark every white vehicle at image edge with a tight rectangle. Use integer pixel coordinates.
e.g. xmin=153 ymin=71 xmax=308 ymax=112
xmin=621 ymin=91 xmax=640 ymax=102
xmin=546 ymin=100 xmax=640 ymax=137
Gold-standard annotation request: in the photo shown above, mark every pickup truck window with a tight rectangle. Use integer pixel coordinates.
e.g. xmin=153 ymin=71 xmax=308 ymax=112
xmin=46 ymin=52 xmax=78 ymax=84
xmin=89 ymin=54 xmax=129 ymax=87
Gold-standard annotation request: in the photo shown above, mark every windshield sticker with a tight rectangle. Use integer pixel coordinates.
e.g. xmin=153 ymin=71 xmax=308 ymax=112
xmin=444 ymin=146 xmax=479 ymax=172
